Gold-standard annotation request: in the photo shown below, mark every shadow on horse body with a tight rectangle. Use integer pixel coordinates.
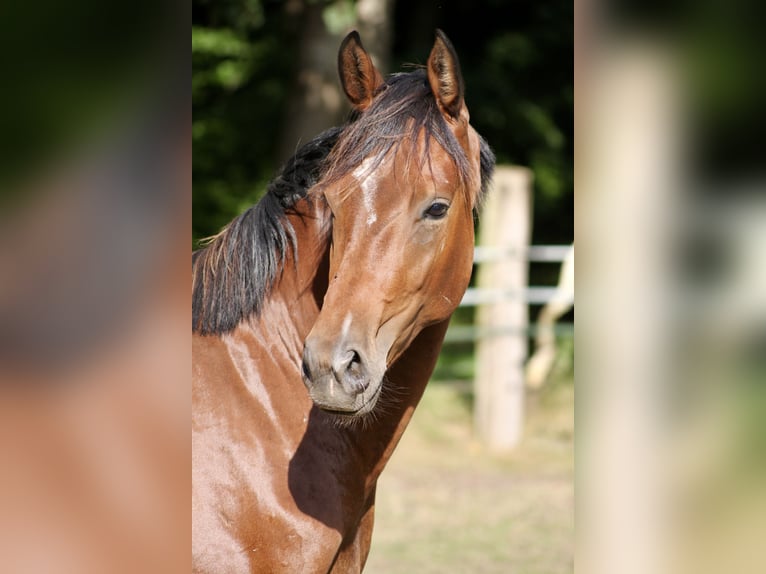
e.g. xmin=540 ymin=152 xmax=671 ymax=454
xmin=192 ymin=30 xmax=494 ymax=573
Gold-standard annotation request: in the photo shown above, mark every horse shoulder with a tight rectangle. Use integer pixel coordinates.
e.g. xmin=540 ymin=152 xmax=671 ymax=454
xmin=192 ymin=332 xmax=348 ymax=573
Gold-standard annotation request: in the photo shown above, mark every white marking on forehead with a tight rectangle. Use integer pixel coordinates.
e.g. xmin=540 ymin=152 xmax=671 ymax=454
xmin=353 ymin=157 xmax=378 ymax=226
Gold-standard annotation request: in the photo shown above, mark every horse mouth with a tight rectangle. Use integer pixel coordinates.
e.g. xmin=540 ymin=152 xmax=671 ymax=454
xmin=301 ymin=337 xmax=387 ymax=419
xmin=310 ymin=380 xmax=383 ymax=419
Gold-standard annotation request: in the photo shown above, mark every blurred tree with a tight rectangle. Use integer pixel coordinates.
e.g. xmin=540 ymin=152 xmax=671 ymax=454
xmin=356 ymin=0 xmax=396 ymax=73
xmin=277 ymin=1 xmax=352 ymax=165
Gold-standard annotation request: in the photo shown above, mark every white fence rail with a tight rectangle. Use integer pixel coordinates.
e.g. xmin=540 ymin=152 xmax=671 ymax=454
xmin=461 ymin=285 xmax=567 ymax=306
xmin=472 ymin=244 xmax=572 ymax=264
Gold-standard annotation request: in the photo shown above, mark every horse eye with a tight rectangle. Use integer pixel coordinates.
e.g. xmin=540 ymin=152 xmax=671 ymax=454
xmin=424 ymin=202 xmax=450 ymax=219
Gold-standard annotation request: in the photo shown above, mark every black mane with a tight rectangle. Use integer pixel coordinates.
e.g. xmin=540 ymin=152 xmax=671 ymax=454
xmin=192 ymin=71 xmax=495 ymax=336
xmin=192 ymin=127 xmax=341 ymax=335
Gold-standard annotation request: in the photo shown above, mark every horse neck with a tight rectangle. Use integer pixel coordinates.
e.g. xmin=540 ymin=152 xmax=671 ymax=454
xmin=348 ymin=319 xmax=450 ymax=488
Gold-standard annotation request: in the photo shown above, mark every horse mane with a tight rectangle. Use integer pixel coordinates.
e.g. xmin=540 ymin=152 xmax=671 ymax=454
xmin=192 ymin=127 xmax=341 ymax=335
xmin=192 ymin=70 xmax=495 ymax=336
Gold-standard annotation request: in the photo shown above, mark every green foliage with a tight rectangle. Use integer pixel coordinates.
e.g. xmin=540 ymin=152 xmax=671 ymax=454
xmin=322 ymin=0 xmax=357 ymax=34
xmin=445 ymin=0 xmax=574 ymax=244
xmin=192 ymin=0 xmax=300 ymax=242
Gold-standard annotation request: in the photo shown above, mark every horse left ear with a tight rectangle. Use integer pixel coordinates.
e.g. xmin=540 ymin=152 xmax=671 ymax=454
xmin=427 ymin=29 xmax=465 ymax=119
xmin=338 ymin=31 xmax=384 ymax=112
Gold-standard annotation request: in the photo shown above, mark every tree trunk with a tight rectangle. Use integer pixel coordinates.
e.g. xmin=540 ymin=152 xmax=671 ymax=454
xmin=278 ymin=0 xmax=394 ymax=165
xmin=356 ymin=0 xmax=395 ymax=74
xmin=278 ymin=2 xmax=347 ymax=165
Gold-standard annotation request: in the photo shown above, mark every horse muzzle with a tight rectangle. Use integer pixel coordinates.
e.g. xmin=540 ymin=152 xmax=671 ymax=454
xmin=301 ymin=335 xmax=384 ymax=416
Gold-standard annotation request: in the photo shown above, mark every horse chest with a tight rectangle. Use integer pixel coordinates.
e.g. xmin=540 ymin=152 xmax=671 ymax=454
xmin=193 ymin=425 xmax=373 ymax=573
xmin=193 ymin=355 xmax=374 ymax=573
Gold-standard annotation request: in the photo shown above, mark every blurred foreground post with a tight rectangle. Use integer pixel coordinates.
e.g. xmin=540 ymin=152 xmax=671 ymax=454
xmin=578 ymin=43 xmax=677 ymax=574
xmin=474 ymin=166 xmax=533 ymax=451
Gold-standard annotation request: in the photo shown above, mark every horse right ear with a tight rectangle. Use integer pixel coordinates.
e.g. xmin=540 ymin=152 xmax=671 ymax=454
xmin=427 ymin=29 xmax=465 ymax=119
xmin=338 ymin=31 xmax=384 ymax=112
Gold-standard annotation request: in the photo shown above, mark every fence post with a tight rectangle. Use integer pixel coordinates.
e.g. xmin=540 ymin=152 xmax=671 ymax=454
xmin=474 ymin=166 xmax=533 ymax=451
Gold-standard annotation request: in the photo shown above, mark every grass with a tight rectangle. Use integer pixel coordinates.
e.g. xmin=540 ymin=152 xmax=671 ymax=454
xmin=364 ymin=359 xmax=574 ymax=573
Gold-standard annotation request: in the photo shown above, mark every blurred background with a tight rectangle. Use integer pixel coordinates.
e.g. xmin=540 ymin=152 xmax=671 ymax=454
xmin=0 ymin=1 xmax=189 ymax=572
xmin=577 ymin=1 xmax=766 ymax=574
xmin=0 ymin=0 xmax=761 ymax=571
xmin=193 ymin=1 xmax=574 ymax=572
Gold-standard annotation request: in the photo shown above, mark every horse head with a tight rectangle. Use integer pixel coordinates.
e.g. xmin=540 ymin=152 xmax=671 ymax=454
xmin=301 ymin=30 xmax=489 ymax=418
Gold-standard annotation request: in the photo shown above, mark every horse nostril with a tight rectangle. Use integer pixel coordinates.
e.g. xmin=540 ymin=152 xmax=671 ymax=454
xmin=332 ymin=348 xmax=367 ymax=393
xmin=301 ymin=355 xmax=312 ymax=382
xmin=333 ymin=349 xmax=357 ymax=375
xmin=347 ymin=350 xmax=362 ymax=376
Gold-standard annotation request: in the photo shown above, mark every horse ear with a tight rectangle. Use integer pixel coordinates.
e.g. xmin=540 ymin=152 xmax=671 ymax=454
xmin=338 ymin=31 xmax=384 ymax=112
xmin=427 ymin=29 xmax=465 ymax=119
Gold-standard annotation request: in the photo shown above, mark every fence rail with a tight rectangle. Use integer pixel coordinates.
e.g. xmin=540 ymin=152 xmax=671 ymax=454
xmin=445 ymin=323 xmax=574 ymax=344
xmin=472 ymin=244 xmax=572 ymax=264
xmin=461 ymin=286 xmax=570 ymax=306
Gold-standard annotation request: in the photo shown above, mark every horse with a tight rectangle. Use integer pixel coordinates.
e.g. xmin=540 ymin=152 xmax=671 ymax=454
xmin=192 ymin=30 xmax=494 ymax=573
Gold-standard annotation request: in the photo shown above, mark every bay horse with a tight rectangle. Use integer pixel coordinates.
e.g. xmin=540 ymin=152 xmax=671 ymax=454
xmin=192 ymin=30 xmax=494 ymax=573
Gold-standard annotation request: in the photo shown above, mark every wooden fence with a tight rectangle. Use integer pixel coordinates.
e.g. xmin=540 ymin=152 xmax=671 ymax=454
xmin=448 ymin=166 xmax=573 ymax=451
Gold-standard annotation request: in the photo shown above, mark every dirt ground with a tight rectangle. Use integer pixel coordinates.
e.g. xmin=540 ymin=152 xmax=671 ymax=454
xmin=364 ymin=378 xmax=574 ymax=574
